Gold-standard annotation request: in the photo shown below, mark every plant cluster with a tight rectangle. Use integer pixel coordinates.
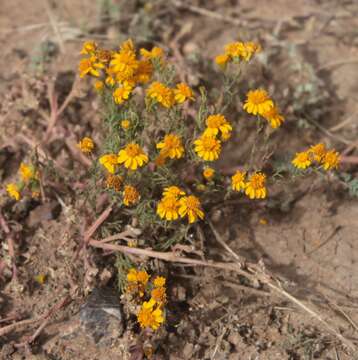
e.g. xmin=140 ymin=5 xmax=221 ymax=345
xmin=125 ymin=268 xmax=166 ymax=331
xmin=6 ymin=162 xmax=40 ymax=201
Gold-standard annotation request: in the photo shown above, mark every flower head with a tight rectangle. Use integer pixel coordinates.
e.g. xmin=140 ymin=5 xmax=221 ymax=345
xmin=156 ymin=134 xmax=184 ymax=159
xmin=127 ymin=268 xmax=149 ymax=283
xmin=79 ymin=56 xmax=104 ymax=78
xmin=194 ymin=134 xmax=221 ymax=161
xmin=110 ymin=42 xmax=139 ymax=80
xmin=309 ymin=143 xmax=327 ymax=163
xmin=322 ymin=150 xmax=340 ymax=171
xmin=118 ymin=143 xmax=148 ymax=170
xmin=151 ymin=286 xmax=166 ymax=305
xmin=127 ymin=268 xmax=149 ymax=297
xmin=123 ymin=185 xmax=140 ymax=206
xmin=174 ymin=83 xmax=195 ymax=104
xmin=157 ymin=195 xmax=180 ymax=221
xmin=204 ymin=114 xmax=232 ymax=137
xmin=99 ymin=154 xmax=118 ymax=174
xmin=140 ymin=46 xmax=164 ymax=61
xmin=231 ymin=170 xmax=246 ymax=192
xmin=245 ymin=172 xmax=267 ymax=199
xmin=106 ymin=174 xmax=123 ymax=191
xmin=137 ymin=299 xmax=164 ymax=330
xmin=147 ymin=81 xmax=175 ymax=108
xmin=215 ymin=54 xmax=230 ymax=68
xmin=80 ymin=41 xmax=97 ymax=55
xmin=243 ymin=89 xmax=274 ymax=116
xmin=223 ymin=41 xmax=261 ymax=62
xmin=178 ymin=195 xmax=204 ymax=223
xmin=19 ymin=163 xmax=36 ymax=182
xmin=121 ymin=119 xmax=131 ymax=130
xmin=203 ymin=167 xmax=215 ymax=180
xmin=94 ymin=80 xmax=104 ymax=92
xmin=262 ymin=106 xmax=285 ymax=129
xmin=153 ymin=276 xmax=166 ymax=287
xmin=77 ymin=137 xmax=95 ymax=154
xmin=135 ymin=60 xmax=153 ymax=84
xmin=113 ymin=82 xmax=133 ymax=104
xmin=163 ymin=186 xmax=185 ymax=199
xmin=292 ymin=151 xmax=312 ymax=169
xmin=6 ymin=183 xmax=20 ymax=201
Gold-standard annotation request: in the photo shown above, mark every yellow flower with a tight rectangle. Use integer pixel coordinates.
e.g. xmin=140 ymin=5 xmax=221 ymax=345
xmin=243 ymin=89 xmax=274 ymax=116
xmin=106 ymin=174 xmax=123 ymax=191
xmin=137 ymin=299 xmax=164 ymax=330
xmin=110 ymin=45 xmax=139 ymax=79
xmin=99 ymin=154 xmax=118 ymax=174
xmin=79 ymin=56 xmax=104 ymax=78
xmin=127 ymin=268 xmax=149 ymax=297
xmin=292 ymin=151 xmax=311 ymax=169
xmin=262 ymin=106 xmax=284 ymax=129
xmin=137 ymin=270 xmax=150 ymax=285
xmin=6 ymin=183 xmax=20 ymax=201
xmin=113 ymin=82 xmax=133 ymax=104
xmin=118 ymin=143 xmax=148 ymax=170
xmin=215 ymin=54 xmax=230 ymax=68
xmin=174 ymin=83 xmax=195 ymax=104
xmin=153 ymin=276 xmax=166 ymax=287
xmin=178 ymin=195 xmax=204 ymax=223
xmin=194 ymin=134 xmax=221 ymax=161
xmin=224 ymin=41 xmax=261 ymax=61
xmin=135 ymin=60 xmax=153 ymax=84
xmin=140 ymin=47 xmax=164 ymax=61
xmin=105 ymin=68 xmax=117 ymax=87
xmin=19 ymin=163 xmax=36 ymax=182
xmin=151 ymin=286 xmax=166 ymax=305
xmin=123 ymin=185 xmax=140 ymax=206
xmin=239 ymin=41 xmax=261 ymax=61
xmin=245 ymin=172 xmax=267 ymax=199
xmin=163 ymin=186 xmax=185 ymax=199
xmin=156 ymin=134 xmax=184 ymax=159
xmin=127 ymin=268 xmax=138 ymax=282
xmin=80 ymin=41 xmax=97 ymax=55
xmin=231 ymin=170 xmax=246 ymax=191
xmin=121 ymin=119 xmax=131 ymax=130
xmin=309 ymin=143 xmax=326 ymax=163
xmin=224 ymin=42 xmax=245 ymax=58
xmin=157 ymin=195 xmax=180 ymax=221
xmin=94 ymin=80 xmax=104 ymax=92
xmin=147 ymin=81 xmax=175 ymax=108
xmin=77 ymin=137 xmax=94 ymax=154
xmin=204 ymin=114 xmax=232 ymax=137
xmin=203 ymin=167 xmax=215 ymax=180
xmin=322 ymin=150 xmax=340 ymax=171
xmin=31 ymin=191 xmax=40 ymax=199
xmin=221 ymin=131 xmax=232 ymax=141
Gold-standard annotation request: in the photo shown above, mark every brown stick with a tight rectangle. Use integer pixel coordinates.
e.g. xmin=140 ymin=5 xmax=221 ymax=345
xmin=89 ymin=239 xmax=255 ymax=281
xmin=340 ymin=156 xmax=358 ymax=165
xmin=73 ymin=205 xmax=113 ymax=263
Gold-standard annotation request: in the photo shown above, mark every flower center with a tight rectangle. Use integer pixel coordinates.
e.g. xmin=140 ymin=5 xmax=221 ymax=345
xmin=126 ymin=144 xmax=141 ymax=157
xmin=165 ymin=135 xmax=180 ymax=148
xmin=250 ymin=174 xmax=265 ymax=189
xmin=186 ymin=196 xmax=199 ymax=210
xmin=207 ymin=116 xmax=224 ymax=128
xmin=202 ymin=137 xmax=218 ymax=151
